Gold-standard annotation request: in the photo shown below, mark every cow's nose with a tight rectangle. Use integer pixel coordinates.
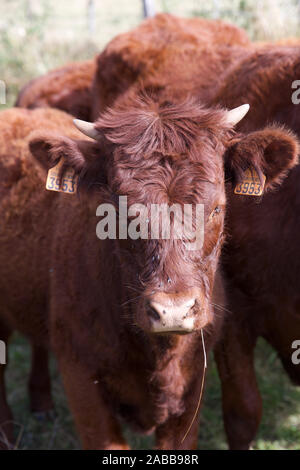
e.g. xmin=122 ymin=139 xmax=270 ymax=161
xmin=147 ymin=298 xmax=196 ymax=334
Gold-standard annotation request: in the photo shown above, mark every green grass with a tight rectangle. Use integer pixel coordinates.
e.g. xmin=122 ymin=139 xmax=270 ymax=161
xmin=5 ymin=334 xmax=300 ymax=449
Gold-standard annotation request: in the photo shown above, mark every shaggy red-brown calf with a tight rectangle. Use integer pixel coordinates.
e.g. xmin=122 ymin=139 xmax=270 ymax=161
xmin=16 ymin=14 xmax=250 ymax=119
xmin=0 ymin=88 xmax=297 ymax=449
xmin=16 ymin=60 xmax=96 ymax=120
xmin=211 ymin=46 xmax=300 ymax=449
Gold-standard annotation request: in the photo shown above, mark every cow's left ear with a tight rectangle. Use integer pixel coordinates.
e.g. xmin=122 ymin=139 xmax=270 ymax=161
xmin=29 ymin=131 xmax=100 ymax=172
xmin=225 ymin=126 xmax=299 ymax=191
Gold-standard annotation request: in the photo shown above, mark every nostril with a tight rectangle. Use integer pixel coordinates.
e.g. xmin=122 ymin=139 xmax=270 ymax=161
xmin=147 ymin=306 xmax=161 ymax=322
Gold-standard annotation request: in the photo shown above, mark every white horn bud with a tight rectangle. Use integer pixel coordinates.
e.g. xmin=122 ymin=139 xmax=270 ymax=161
xmin=225 ymin=104 xmax=250 ymax=127
xmin=73 ymin=119 xmax=100 ymax=140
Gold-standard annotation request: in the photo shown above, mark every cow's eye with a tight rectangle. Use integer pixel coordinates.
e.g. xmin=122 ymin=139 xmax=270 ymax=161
xmin=209 ymin=206 xmax=222 ymax=220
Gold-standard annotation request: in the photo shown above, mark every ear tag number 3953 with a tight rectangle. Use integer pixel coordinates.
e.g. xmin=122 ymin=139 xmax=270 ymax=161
xmin=234 ymin=168 xmax=266 ymax=196
xmin=46 ymin=160 xmax=77 ymax=194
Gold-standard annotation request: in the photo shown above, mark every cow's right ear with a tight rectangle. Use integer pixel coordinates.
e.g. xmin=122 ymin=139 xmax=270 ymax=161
xmin=29 ymin=131 xmax=107 ymax=190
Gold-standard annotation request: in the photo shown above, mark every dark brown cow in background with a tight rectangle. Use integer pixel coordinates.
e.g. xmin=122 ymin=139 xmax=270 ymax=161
xmin=16 ymin=13 xmax=251 ymax=119
xmin=16 ymin=60 xmax=96 ymax=120
xmin=211 ymin=46 xmax=300 ymax=449
xmin=0 ymin=108 xmax=84 ymax=448
xmin=90 ymin=13 xmax=251 ymax=118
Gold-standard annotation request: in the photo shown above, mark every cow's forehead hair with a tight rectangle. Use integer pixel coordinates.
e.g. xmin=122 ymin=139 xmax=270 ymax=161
xmin=94 ymin=93 xmax=230 ymax=160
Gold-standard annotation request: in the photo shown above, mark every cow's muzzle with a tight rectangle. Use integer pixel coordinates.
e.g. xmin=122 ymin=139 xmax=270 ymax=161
xmin=146 ymin=295 xmax=196 ymax=334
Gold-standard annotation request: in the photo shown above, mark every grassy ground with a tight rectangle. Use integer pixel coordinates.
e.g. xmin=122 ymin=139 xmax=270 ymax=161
xmin=5 ymin=334 xmax=300 ymax=450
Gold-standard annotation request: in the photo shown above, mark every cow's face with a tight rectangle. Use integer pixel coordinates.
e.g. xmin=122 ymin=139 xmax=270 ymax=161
xmin=30 ymin=97 xmax=299 ymax=335
xmin=110 ymin=150 xmax=227 ymax=334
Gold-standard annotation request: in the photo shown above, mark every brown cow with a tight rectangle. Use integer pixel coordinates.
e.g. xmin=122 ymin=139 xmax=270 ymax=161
xmin=91 ymin=13 xmax=251 ymax=118
xmin=0 ymin=103 xmax=228 ymax=449
xmin=1 ymin=90 xmax=296 ymax=449
xmin=0 ymin=108 xmax=84 ymax=448
xmin=211 ymin=46 xmax=300 ymax=449
xmin=16 ymin=60 xmax=96 ymax=120
xmin=0 ymin=100 xmax=231 ymax=450
xmin=16 ymin=13 xmax=250 ymax=119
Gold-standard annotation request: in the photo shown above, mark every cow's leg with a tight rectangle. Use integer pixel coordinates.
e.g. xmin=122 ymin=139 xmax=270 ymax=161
xmin=58 ymin=357 xmax=129 ymax=450
xmin=0 ymin=320 xmax=13 ymax=449
xmin=214 ymin=322 xmax=262 ymax=450
xmin=264 ymin=313 xmax=300 ymax=386
xmin=155 ymin=372 xmax=204 ymax=450
xmin=279 ymin=354 xmax=300 ymax=385
xmin=28 ymin=344 xmax=54 ymax=417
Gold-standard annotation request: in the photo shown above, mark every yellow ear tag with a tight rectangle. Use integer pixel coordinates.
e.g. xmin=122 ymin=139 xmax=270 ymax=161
xmin=46 ymin=160 xmax=77 ymax=194
xmin=234 ymin=168 xmax=266 ymax=196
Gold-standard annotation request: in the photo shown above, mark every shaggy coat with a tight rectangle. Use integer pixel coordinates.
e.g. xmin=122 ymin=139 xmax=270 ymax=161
xmin=211 ymin=46 xmax=300 ymax=449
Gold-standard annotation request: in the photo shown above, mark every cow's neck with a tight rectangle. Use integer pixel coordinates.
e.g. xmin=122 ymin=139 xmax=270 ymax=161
xmin=121 ymin=312 xmax=200 ymax=371
xmin=119 ymin=322 xmax=202 ymax=422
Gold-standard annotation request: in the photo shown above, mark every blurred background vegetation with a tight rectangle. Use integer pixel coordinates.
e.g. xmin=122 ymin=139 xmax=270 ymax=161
xmin=0 ymin=0 xmax=300 ymax=450
xmin=1 ymin=0 xmax=300 ymax=107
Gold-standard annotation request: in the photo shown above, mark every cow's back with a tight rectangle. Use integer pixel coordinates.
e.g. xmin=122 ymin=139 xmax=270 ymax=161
xmin=92 ymin=13 xmax=251 ymax=117
xmin=213 ymin=45 xmax=300 ymax=337
xmin=16 ymin=60 xmax=96 ymax=121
